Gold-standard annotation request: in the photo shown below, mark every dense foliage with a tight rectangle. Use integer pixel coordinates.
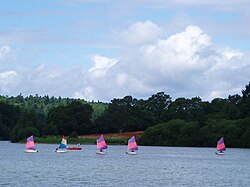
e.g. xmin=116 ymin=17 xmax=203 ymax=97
xmin=0 ymin=82 xmax=249 ymax=147
xmin=0 ymin=95 xmax=107 ymax=142
xmin=0 ymin=102 xmax=21 ymax=140
xmin=47 ymin=101 xmax=93 ymax=136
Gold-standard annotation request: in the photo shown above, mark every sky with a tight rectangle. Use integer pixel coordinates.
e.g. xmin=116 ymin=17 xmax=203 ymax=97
xmin=0 ymin=0 xmax=250 ymax=102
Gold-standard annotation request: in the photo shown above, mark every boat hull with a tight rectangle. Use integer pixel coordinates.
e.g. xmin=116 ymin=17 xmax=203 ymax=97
xmin=215 ymin=151 xmax=225 ymax=155
xmin=126 ymin=151 xmax=137 ymax=155
xmin=55 ymin=149 xmax=68 ymax=153
xmin=25 ymin=149 xmax=38 ymax=153
xmin=96 ymin=151 xmax=107 ymax=155
xmin=67 ymin=147 xmax=82 ymax=150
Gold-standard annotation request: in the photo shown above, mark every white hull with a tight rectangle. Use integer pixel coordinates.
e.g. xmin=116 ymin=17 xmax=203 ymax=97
xmin=215 ymin=151 xmax=225 ymax=155
xmin=96 ymin=151 xmax=107 ymax=155
xmin=25 ymin=149 xmax=38 ymax=153
xmin=55 ymin=149 xmax=68 ymax=153
xmin=126 ymin=151 xmax=137 ymax=155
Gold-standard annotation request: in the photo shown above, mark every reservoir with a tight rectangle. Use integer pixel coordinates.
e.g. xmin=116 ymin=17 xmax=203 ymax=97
xmin=0 ymin=141 xmax=249 ymax=187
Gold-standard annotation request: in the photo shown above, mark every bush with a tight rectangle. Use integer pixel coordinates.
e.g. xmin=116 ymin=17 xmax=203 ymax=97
xmin=69 ymin=131 xmax=78 ymax=138
xmin=10 ymin=126 xmax=39 ymax=143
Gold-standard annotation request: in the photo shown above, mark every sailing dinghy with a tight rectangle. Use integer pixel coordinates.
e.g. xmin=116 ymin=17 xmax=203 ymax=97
xmin=126 ymin=136 xmax=138 ymax=155
xmin=25 ymin=135 xmax=38 ymax=153
xmin=55 ymin=136 xmax=68 ymax=153
xmin=215 ymin=137 xmax=226 ymax=155
xmin=96 ymin=134 xmax=108 ymax=155
xmin=67 ymin=143 xmax=82 ymax=150
xmin=67 ymin=146 xmax=82 ymax=150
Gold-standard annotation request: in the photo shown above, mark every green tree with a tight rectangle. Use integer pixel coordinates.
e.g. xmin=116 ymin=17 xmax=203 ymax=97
xmin=10 ymin=110 xmax=41 ymax=142
xmin=166 ymin=97 xmax=206 ymax=123
xmin=0 ymin=102 xmax=21 ymax=140
xmin=204 ymin=98 xmax=240 ymax=120
xmin=145 ymin=92 xmax=172 ymax=123
xmin=47 ymin=101 xmax=93 ymax=136
xmin=139 ymin=119 xmax=200 ymax=146
xmin=94 ymin=95 xmax=156 ymax=133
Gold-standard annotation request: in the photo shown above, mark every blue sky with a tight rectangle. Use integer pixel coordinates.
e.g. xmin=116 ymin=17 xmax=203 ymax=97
xmin=1 ymin=0 xmax=250 ymax=102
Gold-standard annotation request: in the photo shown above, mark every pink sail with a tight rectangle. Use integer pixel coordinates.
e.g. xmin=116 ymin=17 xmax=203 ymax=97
xmin=217 ymin=137 xmax=226 ymax=151
xmin=26 ymin=135 xmax=36 ymax=150
xmin=128 ymin=136 xmax=138 ymax=151
xmin=97 ymin=134 xmax=108 ymax=150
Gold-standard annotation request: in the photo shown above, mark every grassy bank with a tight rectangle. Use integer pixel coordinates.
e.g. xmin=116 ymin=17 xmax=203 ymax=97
xmin=20 ymin=132 xmax=143 ymax=145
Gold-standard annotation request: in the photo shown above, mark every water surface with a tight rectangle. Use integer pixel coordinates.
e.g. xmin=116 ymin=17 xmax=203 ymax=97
xmin=0 ymin=141 xmax=249 ymax=187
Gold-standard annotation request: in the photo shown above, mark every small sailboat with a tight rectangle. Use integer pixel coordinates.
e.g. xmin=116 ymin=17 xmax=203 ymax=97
xmin=215 ymin=137 xmax=226 ymax=155
xmin=55 ymin=136 xmax=68 ymax=153
xmin=96 ymin=134 xmax=108 ymax=155
xmin=67 ymin=143 xmax=82 ymax=150
xmin=25 ymin=135 xmax=38 ymax=153
xmin=126 ymin=136 xmax=138 ymax=155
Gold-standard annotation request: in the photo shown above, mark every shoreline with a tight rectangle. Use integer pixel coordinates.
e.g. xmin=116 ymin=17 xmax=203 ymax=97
xmin=18 ymin=136 xmax=128 ymax=145
xmin=18 ymin=131 xmax=144 ymax=145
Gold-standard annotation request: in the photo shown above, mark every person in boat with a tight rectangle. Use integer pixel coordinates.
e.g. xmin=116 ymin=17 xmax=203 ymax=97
xmin=100 ymin=149 xmax=103 ymax=152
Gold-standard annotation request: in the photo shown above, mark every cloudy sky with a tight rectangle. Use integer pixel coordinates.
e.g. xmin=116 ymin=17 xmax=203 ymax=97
xmin=1 ymin=0 xmax=250 ymax=102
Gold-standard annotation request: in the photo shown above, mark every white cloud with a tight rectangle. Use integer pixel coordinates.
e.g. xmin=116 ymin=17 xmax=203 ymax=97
xmin=0 ymin=70 xmax=17 ymax=93
xmin=144 ymin=25 xmax=211 ymax=73
xmin=115 ymin=73 xmax=127 ymax=86
xmin=88 ymin=55 xmax=118 ymax=78
xmin=222 ymin=48 xmax=243 ymax=60
xmin=74 ymin=86 xmax=94 ymax=100
xmin=0 ymin=22 xmax=249 ymax=102
xmin=0 ymin=64 xmax=89 ymax=98
xmin=84 ymin=23 xmax=249 ymax=101
xmin=0 ymin=46 xmax=11 ymax=62
xmin=0 ymin=70 xmax=17 ymax=84
xmin=122 ymin=21 xmax=162 ymax=46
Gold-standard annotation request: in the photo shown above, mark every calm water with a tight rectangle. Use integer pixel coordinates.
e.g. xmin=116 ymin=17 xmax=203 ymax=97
xmin=0 ymin=141 xmax=250 ymax=187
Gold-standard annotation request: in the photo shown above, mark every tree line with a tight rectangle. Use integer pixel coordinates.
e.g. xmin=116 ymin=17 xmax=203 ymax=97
xmin=0 ymin=82 xmax=249 ymax=147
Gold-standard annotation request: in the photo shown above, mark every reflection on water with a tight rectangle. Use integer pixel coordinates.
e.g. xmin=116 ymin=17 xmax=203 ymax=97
xmin=0 ymin=141 xmax=250 ymax=187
